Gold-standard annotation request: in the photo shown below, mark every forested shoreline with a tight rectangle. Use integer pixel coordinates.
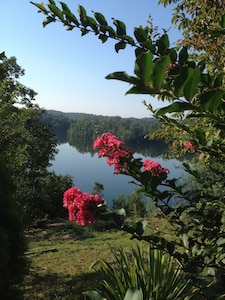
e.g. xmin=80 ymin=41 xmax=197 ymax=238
xmin=41 ymin=110 xmax=168 ymax=155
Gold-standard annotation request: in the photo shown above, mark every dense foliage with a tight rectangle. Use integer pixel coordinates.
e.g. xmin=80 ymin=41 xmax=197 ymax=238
xmin=159 ymin=0 xmax=225 ymax=73
xmin=0 ymin=52 xmax=72 ymax=226
xmin=0 ymin=156 xmax=27 ymax=299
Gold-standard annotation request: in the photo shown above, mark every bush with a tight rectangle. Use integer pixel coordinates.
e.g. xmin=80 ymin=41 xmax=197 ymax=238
xmin=112 ymin=191 xmax=146 ymax=218
xmin=85 ymin=244 xmax=202 ymax=300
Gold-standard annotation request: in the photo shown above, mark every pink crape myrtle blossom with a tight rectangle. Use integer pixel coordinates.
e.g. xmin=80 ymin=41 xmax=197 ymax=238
xmin=63 ymin=186 xmax=104 ymax=226
xmin=93 ymin=133 xmax=133 ymax=173
xmin=184 ymin=140 xmax=195 ymax=152
xmin=143 ymin=159 xmax=169 ymax=176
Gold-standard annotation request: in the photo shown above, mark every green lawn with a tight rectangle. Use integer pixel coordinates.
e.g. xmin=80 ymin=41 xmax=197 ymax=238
xmin=20 ymin=216 xmax=173 ymax=300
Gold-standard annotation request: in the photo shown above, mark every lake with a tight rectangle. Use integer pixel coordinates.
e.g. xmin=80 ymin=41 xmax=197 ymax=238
xmin=50 ymin=143 xmax=185 ymax=207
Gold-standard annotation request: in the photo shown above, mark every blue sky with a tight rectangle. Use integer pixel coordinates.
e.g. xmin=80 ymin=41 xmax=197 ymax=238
xmin=1 ymin=0 xmax=180 ymax=118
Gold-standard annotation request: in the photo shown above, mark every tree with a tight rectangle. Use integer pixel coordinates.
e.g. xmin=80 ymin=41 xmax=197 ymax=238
xmin=92 ymin=182 xmax=104 ymax=198
xmin=0 ymin=52 xmax=72 ymax=225
xmin=112 ymin=192 xmax=146 ymax=218
xmin=158 ymin=0 xmax=225 ymax=73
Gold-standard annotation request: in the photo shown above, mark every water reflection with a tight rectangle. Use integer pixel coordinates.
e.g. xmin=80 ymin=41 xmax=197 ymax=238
xmin=50 ymin=143 xmax=185 ymax=207
xmin=67 ymin=137 xmax=168 ymax=157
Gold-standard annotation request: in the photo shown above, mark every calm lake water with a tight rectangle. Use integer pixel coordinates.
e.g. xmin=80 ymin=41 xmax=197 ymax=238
xmin=50 ymin=143 xmax=185 ymax=206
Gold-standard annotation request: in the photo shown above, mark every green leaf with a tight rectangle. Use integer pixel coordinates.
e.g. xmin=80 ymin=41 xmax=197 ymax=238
xmin=81 ymin=28 xmax=89 ymax=36
xmin=60 ymin=2 xmax=70 ymax=11
xmin=60 ymin=2 xmax=79 ymax=26
xmin=134 ymin=52 xmax=153 ymax=85
xmin=105 ymin=71 xmax=129 ymax=82
xmin=104 ymin=25 xmax=116 ymax=38
xmin=65 ymin=12 xmax=79 ymax=26
xmin=135 ymin=48 xmax=147 ymax=58
xmin=155 ymin=101 xmax=193 ymax=116
xmin=124 ymin=288 xmax=143 ymax=300
xmin=152 ymin=55 xmax=171 ymax=89
xmin=84 ymin=16 xmax=98 ymax=32
xmin=49 ymin=4 xmax=64 ymax=21
xmin=179 ymin=46 xmax=188 ymax=66
xmin=174 ymin=67 xmax=194 ymax=97
xmin=106 ymin=71 xmax=139 ymax=85
xmin=31 ymin=2 xmax=48 ymax=14
xmin=156 ymin=34 xmax=170 ymax=55
xmin=197 ymin=60 xmax=205 ymax=72
xmin=98 ymin=34 xmax=108 ymax=43
xmin=214 ymin=73 xmax=224 ymax=88
xmin=134 ymin=27 xmax=148 ymax=42
xmin=139 ymin=40 xmax=155 ymax=52
xmin=183 ymin=67 xmax=201 ymax=100
xmin=217 ymin=237 xmax=225 ymax=246
xmin=131 ymin=220 xmax=148 ymax=236
xmin=83 ymin=290 xmax=106 ymax=300
xmin=168 ymin=48 xmax=177 ymax=63
xmin=124 ymin=35 xmax=135 ymax=45
xmin=125 ymin=86 xmax=156 ymax=95
xmin=201 ymin=267 xmax=215 ymax=277
xmin=94 ymin=12 xmax=108 ymax=26
xmin=202 ymin=73 xmax=212 ymax=87
xmin=77 ymin=5 xmax=87 ymax=18
xmin=180 ymin=233 xmax=189 ymax=249
xmin=43 ymin=16 xmax=56 ymax=27
xmin=113 ymin=19 xmax=126 ymax=36
xmin=221 ymin=14 xmax=225 ymax=28
xmin=200 ymin=89 xmax=224 ymax=112
xmin=115 ymin=41 xmax=126 ymax=53
xmin=195 ymin=128 xmax=206 ymax=145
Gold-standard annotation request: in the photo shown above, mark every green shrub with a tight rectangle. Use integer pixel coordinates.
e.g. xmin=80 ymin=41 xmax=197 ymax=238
xmin=85 ymin=244 xmax=202 ymax=300
xmin=112 ymin=191 xmax=146 ymax=218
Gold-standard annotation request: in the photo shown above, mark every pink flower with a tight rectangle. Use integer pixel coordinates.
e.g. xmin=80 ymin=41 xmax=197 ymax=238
xmin=143 ymin=159 xmax=169 ymax=176
xmin=63 ymin=187 xmax=104 ymax=226
xmin=184 ymin=141 xmax=195 ymax=152
xmin=93 ymin=133 xmax=133 ymax=173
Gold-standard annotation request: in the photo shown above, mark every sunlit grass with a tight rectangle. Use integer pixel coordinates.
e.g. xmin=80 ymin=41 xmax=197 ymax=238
xmin=21 ymin=216 xmax=173 ymax=299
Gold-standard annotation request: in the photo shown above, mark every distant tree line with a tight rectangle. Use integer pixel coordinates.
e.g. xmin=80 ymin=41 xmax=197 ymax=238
xmin=42 ymin=110 xmax=168 ymax=156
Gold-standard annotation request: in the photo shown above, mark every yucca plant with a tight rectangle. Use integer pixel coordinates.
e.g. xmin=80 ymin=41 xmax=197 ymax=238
xmin=84 ymin=244 xmax=203 ymax=300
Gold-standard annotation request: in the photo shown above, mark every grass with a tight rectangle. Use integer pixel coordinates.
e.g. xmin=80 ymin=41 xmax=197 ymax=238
xmin=20 ymin=216 xmax=174 ymax=300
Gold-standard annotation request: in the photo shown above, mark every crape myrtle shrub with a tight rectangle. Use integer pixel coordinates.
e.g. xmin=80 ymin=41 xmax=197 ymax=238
xmin=0 ymin=156 xmax=27 ymax=300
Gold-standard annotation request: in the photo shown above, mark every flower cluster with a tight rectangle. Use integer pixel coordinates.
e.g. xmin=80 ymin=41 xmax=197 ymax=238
xmin=184 ymin=140 xmax=195 ymax=152
xmin=165 ymin=62 xmax=179 ymax=75
xmin=63 ymin=134 xmax=171 ymax=226
xmin=143 ymin=159 xmax=169 ymax=176
xmin=93 ymin=133 xmax=133 ymax=173
xmin=63 ymin=187 xmax=104 ymax=226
